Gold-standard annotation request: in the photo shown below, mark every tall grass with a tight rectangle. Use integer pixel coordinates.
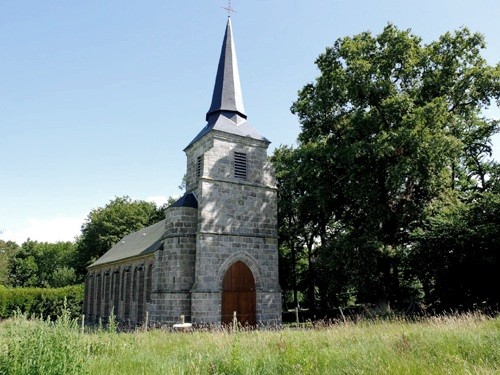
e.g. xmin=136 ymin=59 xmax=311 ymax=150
xmin=0 ymin=310 xmax=88 ymax=375
xmin=1 ymin=313 xmax=499 ymax=374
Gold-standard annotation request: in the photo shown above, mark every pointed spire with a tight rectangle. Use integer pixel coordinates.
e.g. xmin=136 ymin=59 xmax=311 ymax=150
xmin=206 ymin=18 xmax=247 ymax=122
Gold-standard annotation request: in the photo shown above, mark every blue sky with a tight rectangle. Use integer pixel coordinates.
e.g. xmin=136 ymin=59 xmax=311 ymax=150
xmin=1 ymin=0 xmax=499 ymax=244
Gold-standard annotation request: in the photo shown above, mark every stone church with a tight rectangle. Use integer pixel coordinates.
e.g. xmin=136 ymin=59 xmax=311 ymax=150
xmin=84 ymin=18 xmax=282 ymax=326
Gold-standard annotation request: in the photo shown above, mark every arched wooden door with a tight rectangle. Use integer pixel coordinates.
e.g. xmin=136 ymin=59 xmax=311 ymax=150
xmin=221 ymin=261 xmax=256 ymax=326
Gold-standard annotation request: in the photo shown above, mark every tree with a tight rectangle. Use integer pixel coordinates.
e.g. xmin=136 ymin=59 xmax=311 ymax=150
xmin=8 ymin=240 xmax=78 ymax=288
xmin=9 ymin=240 xmax=40 ymax=287
xmin=288 ymin=24 xmax=499 ymax=309
xmin=272 ymin=144 xmax=339 ymax=312
xmin=50 ymin=266 xmax=77 ymax=288
xmin=410 ymin=192 xmax=500 ymax=310
xmin=75 ymin=196 xmax=166 ymax=276
xmin=271 ymin=146 xmax=308 ymax=310
xmin=0 ymin=240 xmax=19 ymax=286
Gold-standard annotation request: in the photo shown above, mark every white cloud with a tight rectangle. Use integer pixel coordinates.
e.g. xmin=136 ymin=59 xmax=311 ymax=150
xmin=145 ymin=195 xmax=172 ymax=207
xmin=0 ymin=216 xmax=84 ymax=245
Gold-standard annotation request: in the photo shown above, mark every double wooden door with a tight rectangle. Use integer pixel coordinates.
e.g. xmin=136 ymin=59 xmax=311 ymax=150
xmin=221 ymin=261 xmax=256 ymax=326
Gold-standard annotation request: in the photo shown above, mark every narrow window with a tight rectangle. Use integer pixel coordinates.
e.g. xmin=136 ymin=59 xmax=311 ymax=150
xmin=113 ymin=270 xmax=120 ymax=316
xmin=124 ymin=269 xmax=132 ymax=321
xmin=234 ymin=152 xmax=247 ymax=179
xmin=137 ymin=266 xmax=145 ymax=324
xmin=95 ymin=274 xmax=102 ymax=319
xmin=132 ymin=268 xmax=138 ymax=301
xmin=103 ymin=271 xmax=110 ymax=317
xmin=146 ymin=264 xmax=153 ymax=302
xmin=121 ymin=270 xmax=126 ymax=301
xmin=196 ymin=155 xmax=203 ymax=178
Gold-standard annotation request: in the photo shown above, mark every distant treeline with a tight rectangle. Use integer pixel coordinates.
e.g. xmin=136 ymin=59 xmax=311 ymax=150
xmin=0 ymin=197 xmax=169 ymax=290
xmin=0 ymin=197 xmax=167 ymax=320
xmin=0 ymin=240 xmax=79 ymax=288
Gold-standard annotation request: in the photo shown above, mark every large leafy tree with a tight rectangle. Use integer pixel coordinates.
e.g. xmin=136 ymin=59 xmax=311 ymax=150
xmin=75 ymin=196 xmax=166 ymax=276
xmin=0 ymin=240 xmax=19 ymax=286
xmin=288 ymin=24 xmax=499 ymax=309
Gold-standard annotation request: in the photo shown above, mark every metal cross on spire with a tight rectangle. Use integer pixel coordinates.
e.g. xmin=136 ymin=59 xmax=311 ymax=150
xmin=222 ymin=0 xmax=236 ymax=17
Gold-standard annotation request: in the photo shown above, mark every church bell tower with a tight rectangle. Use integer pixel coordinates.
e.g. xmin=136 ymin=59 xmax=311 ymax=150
xmin=184 ymin=18 xmax=282 ymax=325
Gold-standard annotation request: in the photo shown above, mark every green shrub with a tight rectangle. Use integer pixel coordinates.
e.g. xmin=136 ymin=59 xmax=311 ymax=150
xmin=0 ymin=285 xmax=83 ymax=320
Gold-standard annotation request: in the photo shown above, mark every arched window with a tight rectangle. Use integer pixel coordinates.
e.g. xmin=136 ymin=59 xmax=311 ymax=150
xmin=113 ymin=270 xmax=120 ymax=316
xmin=95 ymin=273 xmax=102 ymax=319
xmin=121 ymin=270 xmax=126 ymax=301
xmin=103 ymin=271 xmax=110 ymax=317
xmin=124 ymin=268 xmax=132 ymax=321
xmin=133 ymin=268 xmax=138 ymax=301
xmin=137 ymin=266 xmax=145 ymax=324
xmin=146 ymin=264 xmax=153 ymax=302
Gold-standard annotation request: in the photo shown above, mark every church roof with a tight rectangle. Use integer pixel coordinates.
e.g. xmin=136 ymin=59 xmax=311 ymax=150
xmin=206 ymin=18 xmax=246 ymax=122
xmin=171 ymin=192 xmax=198 ymax=208
xmin=89 ymin=219 xmax=165 ymax=268
xmin=185 ymin=112 xmax=270 ymax=150
xmin=185 ymin=19 xmax=270 ymax=150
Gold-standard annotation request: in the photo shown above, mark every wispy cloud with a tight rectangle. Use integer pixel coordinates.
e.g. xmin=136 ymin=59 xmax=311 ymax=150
xmin=0 ymin=216 xmax=84 ymax=245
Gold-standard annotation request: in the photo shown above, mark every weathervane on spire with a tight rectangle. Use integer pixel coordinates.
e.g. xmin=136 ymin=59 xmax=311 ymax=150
xmin=222 ymin=0 xmax=236 ymax=17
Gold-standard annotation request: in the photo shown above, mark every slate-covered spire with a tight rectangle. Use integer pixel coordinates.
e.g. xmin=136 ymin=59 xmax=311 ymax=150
xmin=206 ymin=18 xmax=247 ymax=122
xmin=185 ymin=18 xmax=269 ymax=150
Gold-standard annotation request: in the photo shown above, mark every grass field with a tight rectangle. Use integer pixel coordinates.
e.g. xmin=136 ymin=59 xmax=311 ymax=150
xmin=1 ymin=313 xmax=499 ymax=374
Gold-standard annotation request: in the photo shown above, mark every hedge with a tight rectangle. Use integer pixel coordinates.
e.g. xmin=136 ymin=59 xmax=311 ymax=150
xmin=0 ymin=284 xmax=84 ymax=320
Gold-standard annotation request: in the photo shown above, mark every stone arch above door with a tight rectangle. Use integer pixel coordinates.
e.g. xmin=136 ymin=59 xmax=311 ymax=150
xmin=217 ymin=251 xmax=262 ymax=291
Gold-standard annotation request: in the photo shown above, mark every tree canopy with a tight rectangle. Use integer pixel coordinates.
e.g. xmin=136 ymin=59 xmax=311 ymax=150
xmin=1 ymin=240 xmax=77 ymax=288
xmin=275 ymin=24 xmax=499 ymax=312
xmin=0 ymin=240 xmax=19 ymax=286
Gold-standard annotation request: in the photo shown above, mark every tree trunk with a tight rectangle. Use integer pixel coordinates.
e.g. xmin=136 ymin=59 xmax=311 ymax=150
xmin=290 ymin=241 xmax=299 ymax=309
xmin=306 ymin=238 xmax=316 ymax=313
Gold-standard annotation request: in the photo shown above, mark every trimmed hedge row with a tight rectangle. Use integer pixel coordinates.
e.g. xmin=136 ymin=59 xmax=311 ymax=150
xmin=0 ymin=284 xmax=84 ymax=320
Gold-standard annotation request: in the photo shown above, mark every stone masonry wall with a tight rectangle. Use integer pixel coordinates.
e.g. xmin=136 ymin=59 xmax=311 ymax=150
xmin=150 ymin=205 xmax=197 ymax=324
xmin=185 ymin=134 xmax=213 ymax=194
xmin=188 ymin=130 xmax=282 ymax=325
xmin=85 ymin=255 xmax=154 ymax=326
xmin=191 ymin=233 xmax=281 ymax=324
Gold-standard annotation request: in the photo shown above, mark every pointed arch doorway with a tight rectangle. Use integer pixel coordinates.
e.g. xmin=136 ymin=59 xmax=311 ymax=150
xmin=221 ymin=261 xmax=256 ymax=326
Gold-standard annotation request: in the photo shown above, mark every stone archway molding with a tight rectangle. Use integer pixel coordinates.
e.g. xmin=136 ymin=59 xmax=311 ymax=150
xmin=217 ymin=251 xmax=263 ymax=291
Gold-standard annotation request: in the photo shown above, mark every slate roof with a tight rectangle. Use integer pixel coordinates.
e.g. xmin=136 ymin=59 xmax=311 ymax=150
xmin=185 ymin=19 xmax=269 ymax=151
xmin=171 ymin=192 xmax=198 ymax=208
xmin=206 ymin=18 xmax=246 ymax=122
xmin=185 ymin=113 xmax=270 ymax=150
xmin=89 ymin=219 xmax=166 ymax=268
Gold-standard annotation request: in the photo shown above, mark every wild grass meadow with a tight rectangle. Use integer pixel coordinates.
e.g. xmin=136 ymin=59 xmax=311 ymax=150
xmin=0 ymin=312 xmax=499 ymax=374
